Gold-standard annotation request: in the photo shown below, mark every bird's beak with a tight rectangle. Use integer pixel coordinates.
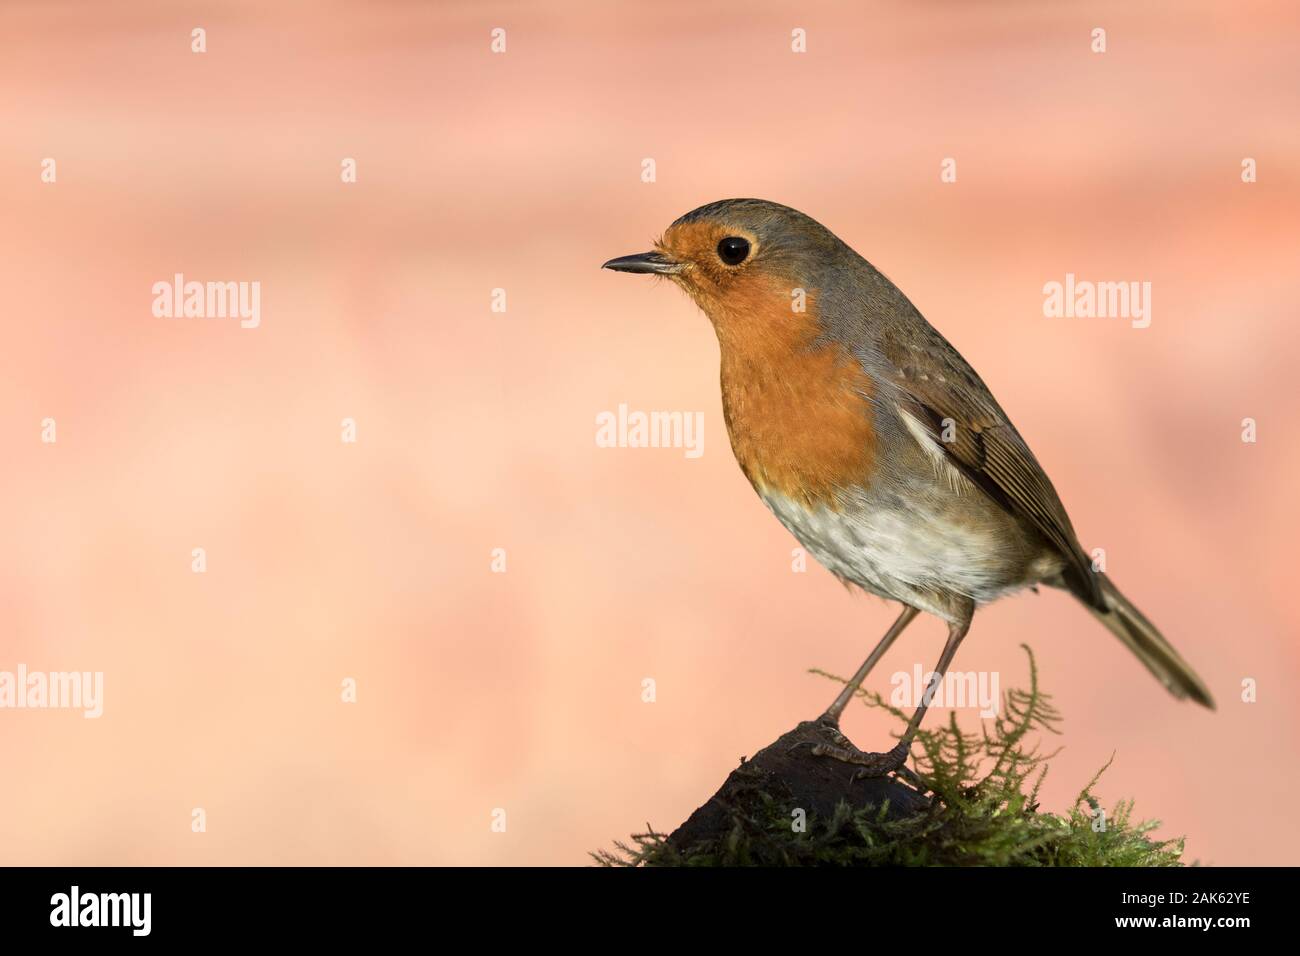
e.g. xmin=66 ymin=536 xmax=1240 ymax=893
xmin=601 ymin=251 xmax=683 ymax=275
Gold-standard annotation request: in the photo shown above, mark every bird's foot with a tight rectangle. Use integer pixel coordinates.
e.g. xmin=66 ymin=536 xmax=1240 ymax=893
xmin=810 ymin=716 xmax=911 ymax=779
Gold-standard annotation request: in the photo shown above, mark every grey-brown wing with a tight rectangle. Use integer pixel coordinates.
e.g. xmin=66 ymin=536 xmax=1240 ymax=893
xmin=882 ymin=330 xmax=1104 ymax=608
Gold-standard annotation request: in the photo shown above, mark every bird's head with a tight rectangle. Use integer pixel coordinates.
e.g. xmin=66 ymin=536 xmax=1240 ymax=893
xmin=603 ymin=199 xmax=848 ymax=346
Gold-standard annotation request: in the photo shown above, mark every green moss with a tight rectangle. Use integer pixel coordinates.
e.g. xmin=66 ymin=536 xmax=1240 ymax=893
xmin=595 ymin=646 xmax=1185 ymax=867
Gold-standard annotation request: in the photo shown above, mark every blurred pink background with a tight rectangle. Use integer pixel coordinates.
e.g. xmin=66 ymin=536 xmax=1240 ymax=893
xmin=2 ymin=1 xmax=1298 ymax=865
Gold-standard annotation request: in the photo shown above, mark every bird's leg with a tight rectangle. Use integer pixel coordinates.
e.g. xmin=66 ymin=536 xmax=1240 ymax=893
xmin=818 ymin=604 xmax=920 ymax=728
xmin=814 ymin=612 xmax=973 ymax=778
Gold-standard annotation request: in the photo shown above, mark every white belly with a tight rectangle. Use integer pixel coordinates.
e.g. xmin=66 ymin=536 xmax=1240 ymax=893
xmin=760 ymin=488 xmax=1044 ymax=621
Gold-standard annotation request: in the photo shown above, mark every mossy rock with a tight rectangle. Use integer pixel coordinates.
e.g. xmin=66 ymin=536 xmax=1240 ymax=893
xmin=596 ymin=647 xmax=1186 ymax=867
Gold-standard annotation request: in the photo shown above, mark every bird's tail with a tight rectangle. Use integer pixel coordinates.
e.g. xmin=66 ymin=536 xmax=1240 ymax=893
xmin=1083 ymin=574 xmax=1214 ymax=709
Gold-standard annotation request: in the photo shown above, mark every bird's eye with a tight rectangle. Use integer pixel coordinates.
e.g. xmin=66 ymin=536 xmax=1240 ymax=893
xmin=717 ymin=236 xmax=751 ymax=266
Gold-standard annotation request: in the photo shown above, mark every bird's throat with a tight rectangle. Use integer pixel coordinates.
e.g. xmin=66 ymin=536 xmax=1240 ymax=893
xmin=708 ymin=290 xmax=878 ymax=511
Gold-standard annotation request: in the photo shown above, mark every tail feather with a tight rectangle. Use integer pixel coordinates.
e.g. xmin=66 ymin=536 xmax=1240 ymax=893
xmin=1085 ymin=574 xmax=1214 ymax=709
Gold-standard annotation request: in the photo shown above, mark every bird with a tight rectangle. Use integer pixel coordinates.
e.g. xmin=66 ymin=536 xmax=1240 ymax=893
xmin=602 ymin=198 xmax=1213 ymax=777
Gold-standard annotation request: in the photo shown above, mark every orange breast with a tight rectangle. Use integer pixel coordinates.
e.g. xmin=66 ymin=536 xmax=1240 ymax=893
xmin=710 ymin=282 xmax=877 ymax=510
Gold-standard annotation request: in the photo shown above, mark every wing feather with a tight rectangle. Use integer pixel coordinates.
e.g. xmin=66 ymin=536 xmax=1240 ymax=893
xmin=883 ymin=330 xmax=1104 ymax=608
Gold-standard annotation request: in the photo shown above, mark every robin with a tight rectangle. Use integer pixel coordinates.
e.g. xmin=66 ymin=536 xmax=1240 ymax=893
xmin=603 ymin=198 xmax=1213 ymax=777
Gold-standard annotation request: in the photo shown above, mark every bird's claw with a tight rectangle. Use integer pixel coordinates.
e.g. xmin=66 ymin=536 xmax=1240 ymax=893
xmin=809 ymin=717 xmax=912 ymax=778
